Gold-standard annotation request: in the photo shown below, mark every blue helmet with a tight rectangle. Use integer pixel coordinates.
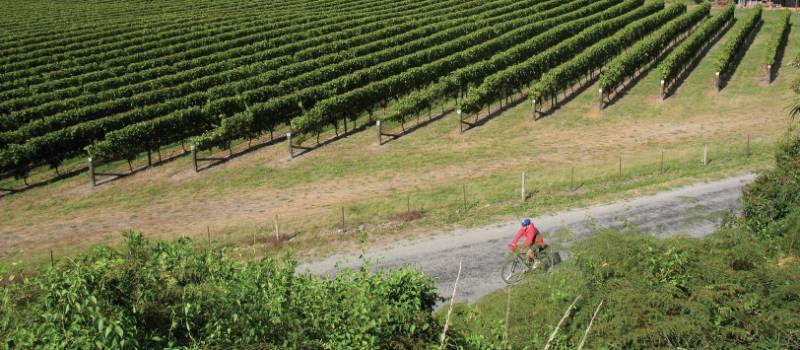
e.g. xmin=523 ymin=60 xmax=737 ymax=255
xmin=521 ymin=218 xmax=531 ymax=227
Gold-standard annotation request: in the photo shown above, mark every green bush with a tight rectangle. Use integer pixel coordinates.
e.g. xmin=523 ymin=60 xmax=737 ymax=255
xmin=0 ymin=231 xmax=440 ymax=349
xmin=742 ymin=130 xmax=800 ymax=235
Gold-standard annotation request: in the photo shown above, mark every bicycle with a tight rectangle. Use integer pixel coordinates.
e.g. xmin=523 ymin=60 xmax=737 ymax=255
xmin=500 ymin=245 xmax=559 ymax=284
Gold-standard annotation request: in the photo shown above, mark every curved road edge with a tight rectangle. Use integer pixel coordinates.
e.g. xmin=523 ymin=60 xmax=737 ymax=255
xmin=301 ymin=174 xmax=756 ymax=304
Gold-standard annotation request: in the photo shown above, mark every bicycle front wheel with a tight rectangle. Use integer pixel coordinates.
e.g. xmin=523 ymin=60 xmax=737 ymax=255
xmin=500 ymin=253 xmax=530 ymax=284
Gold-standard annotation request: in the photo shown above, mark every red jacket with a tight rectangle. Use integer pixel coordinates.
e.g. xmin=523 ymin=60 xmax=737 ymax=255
xmin=510 ymin=223 xmax=543 ymax=249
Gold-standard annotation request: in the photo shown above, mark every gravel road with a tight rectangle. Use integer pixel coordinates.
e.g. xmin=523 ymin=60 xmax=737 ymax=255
xmin=301 ymin=174 xmax=756 ymax=304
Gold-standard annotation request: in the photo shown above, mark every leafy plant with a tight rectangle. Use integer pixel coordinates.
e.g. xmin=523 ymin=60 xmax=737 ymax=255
xmin=0 ymin=232 xmax=440 ymax=349
xmin=659 ymin=4 xmax=733 ymax=83
xmin=714 ymin=5 xmax=762 ymax=75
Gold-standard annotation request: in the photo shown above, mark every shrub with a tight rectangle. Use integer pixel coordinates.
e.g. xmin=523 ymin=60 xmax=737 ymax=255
xmin=742 ymin=130 xmax=800 ymax=235
xmin=0 ymin=231 xmax=440 ymax=349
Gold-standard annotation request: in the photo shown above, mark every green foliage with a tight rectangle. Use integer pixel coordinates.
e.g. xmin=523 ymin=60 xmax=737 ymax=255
xmin=742 ymin=130 xmax=800 ymax=235
xmin=714 ymin=6 xmax=762 ymax=74
xmin=531 ymin=2 xmax=684 ymax=101
xmin=598 ymin=3 xmax=709 ymax=91
xmin=460 ymin=0 xmax=649 ymax=114
xmin=0 ymin=232 xmax=440 ymax=349
xmin=449 ymin=228 xmax=800 ymax=349
xmin=0 ymin=0 xmax=534 ymax=175
xmin=658 ymin=4 xmax=735 ymax=83
xmin=448 ymin=123 xmax=800 ymax=349
xmin=765 ymin=10 xmax=791 ymax=67
xmin=386 ymin=0 xmax=616 ymax=123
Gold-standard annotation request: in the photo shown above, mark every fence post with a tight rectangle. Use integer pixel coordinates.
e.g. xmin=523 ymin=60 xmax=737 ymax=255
xmin=531 ymin=98 xmax=537 ymax=119
xmin=462 ymin=184 xmax=467 ymax=213
xmin=714 ymin=72 xmax=721 ymax=91
xmin=376 ymin=120 xmax=382 ymax=145
xmin=746 ymin=134 xmax=751 ymax=158
xmin=660 ymin=149 xmax=664 ymax=174
xmin=458 ymin=109 xmax=464 ymax=133
xmin=340 ymin=207 xmax=346 ymax=233
xmin=274 ymin=214 xmax=280 ymax=242
xmin=287 ymin=133 xmax=294 ymax=159
xmin=521 ymin=172 xmax=526 ymax=202
xmin=191 ymin=146 xmax=198 ymax=173
xmin=571 ymin=166 xmax=575 ymax=190
xmin=619 ymin=156 xmax=622 ymax=178
xmin=659 ymin=80 xmax=666 ymax=100
xmin=597 ymin=88 xmax=604 ymax=110
xmin=88 ymin=157 xmax=96 ymax=187
xmin=703 ymin=144 xmax=708 ymax=166
xmin=147 ymin=150 xmax=152 ymax=167
xmin=766 ymin=64 xmax=772 ymax=83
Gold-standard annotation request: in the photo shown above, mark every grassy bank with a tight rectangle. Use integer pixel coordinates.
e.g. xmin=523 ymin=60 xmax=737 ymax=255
xmin=439 ymin=130 xmax=800 ymax=349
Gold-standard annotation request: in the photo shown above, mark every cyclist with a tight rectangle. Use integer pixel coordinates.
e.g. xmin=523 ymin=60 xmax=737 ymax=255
xmin=507 ymin=218 xmax=544 ymax=262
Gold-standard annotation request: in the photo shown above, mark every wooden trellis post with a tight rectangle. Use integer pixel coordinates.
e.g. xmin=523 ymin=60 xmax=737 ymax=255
xmin=597 ymin=88 xmax=604 ymax=110
xmin=287 ymin=133 xmax=294 ymax=159
xmin=88 ymin=157 xmax=96 ymax=187
xmin=376 ymin=120 xmax=382 ymax=145
xmin=191 ymin=146 xmax=198 ymax=173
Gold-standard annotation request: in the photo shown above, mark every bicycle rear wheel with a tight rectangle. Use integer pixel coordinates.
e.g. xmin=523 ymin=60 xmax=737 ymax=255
xmin=500 ymin=253 xmax=530 ymax=284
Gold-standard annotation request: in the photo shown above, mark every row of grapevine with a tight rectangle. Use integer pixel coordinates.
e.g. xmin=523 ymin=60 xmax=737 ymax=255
xmin=0 ymin=0 xmax=339 ymax=57
xmin=0 ymin=0 xmax=495 ymax=106
xmin=0 ymin=0 xmax=469 ymax=130
xmin=297 ymin=0 xmax=650 ymax=134
xmin=192 ymin=0 xmax=614 ymax=149
xmin=0 ymin=0 xmax=302 ymax=41
xmin=531 ymin=3 xmax=685 ymax=103
xmin=460 ymin=0 xmax=656 ymax=115
xmin=598 ymin=3 xmax=710 ymax=93
xmin=385 ymin=0 xmax=618 ymax=123
xmin=0 ymin=3 xmax=295 ymax=73
xmin=659 ymin=4 xmax=735 ymax=84
xmin=90 ymin=0 xmax=566 ymax=158
xmin=0 ymin=0 xmax=543 ymax=173
xmin=714 ymin=6 xmax=762 ymax=75
xmin=0 ymin=4 xmax=401 ymax=105
xmin=0 ymin=0 xmax=274 ymax=52
xmin=0 ymin=0 xmax=426 ymax=93
xmin=766 ymin=10 xmax=791 ymax=67
xmin=0 ymin=0 xmax=507 ymax=147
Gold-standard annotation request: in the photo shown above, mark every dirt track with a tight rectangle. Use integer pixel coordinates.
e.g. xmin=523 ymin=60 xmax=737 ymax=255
xmin=302 ymin=174 xmax=755 ymax=304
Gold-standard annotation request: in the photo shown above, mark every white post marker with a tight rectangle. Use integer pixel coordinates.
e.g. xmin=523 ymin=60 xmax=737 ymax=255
xmin=376 ymin=120 xmax=382 ymax=145
xmin=597 ymin=88 xmax=604 ymax=109
xmin=191 ymin=146 xmax=197 ymax=173
xmin=88 ymin=157 xmax=96 ymax=187
xmin=521 ymin=171 xmax=526 ymax=202
xmin=457 ymin=109 xmax=463 ymax=133
xmin=286 ymin=133 xmax=293 ymax=159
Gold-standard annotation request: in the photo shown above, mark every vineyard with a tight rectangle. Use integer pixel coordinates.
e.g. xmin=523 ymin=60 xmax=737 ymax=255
xmin=0 ymin=0 xmax=795 ymax=190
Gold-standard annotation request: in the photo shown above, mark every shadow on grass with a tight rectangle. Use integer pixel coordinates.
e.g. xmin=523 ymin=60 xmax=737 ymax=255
xmin=0 ymin=165 xmax=86 ymax=199
xmin=719 ymin=21 xmax=762 ymax=90
xmin=196 ymin=133 xmax=288 ymax=172
xmin=379 ymin=107 xmax=453 ymax=145
xmin=769 ymin=25 xmax=791 ymax=83
xmin=603 ymin=29 xmax=700 ymax=109
xmin=461 ymin=92 xmax=531 ymax=132
xmin=537 ymin=73 xmax=600 ymax=119
xmin=664 ymin=20 xmax=734 ymax=99
xmin=94 ymin=148 xmax=190 ymax=186
xmin=290 ymin=118 xmax=374 ymax=159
